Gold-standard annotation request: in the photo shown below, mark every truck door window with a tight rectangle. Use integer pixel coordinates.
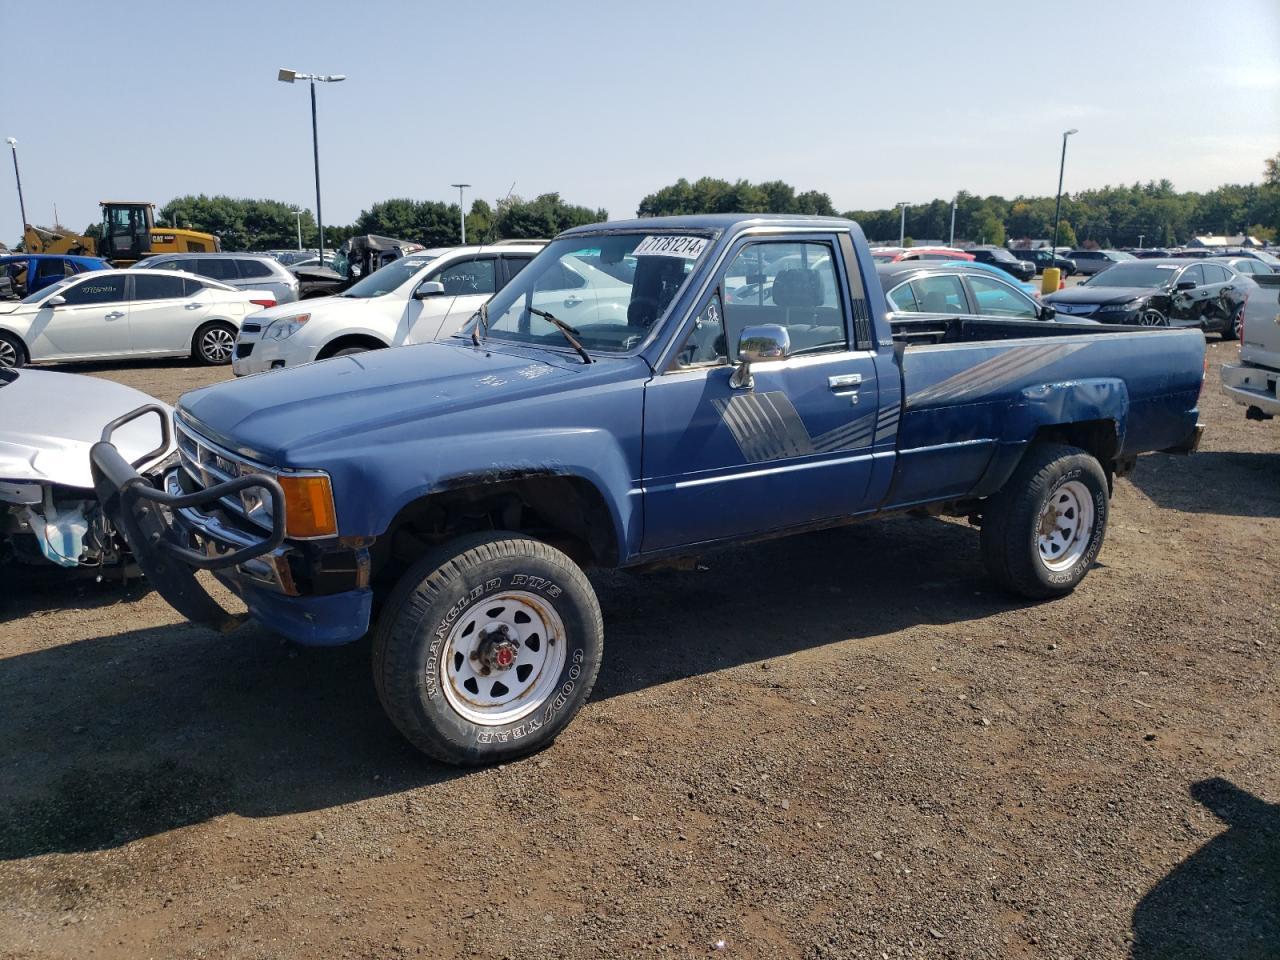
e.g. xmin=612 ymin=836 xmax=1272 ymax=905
xmin=909 ymin=274 xmax=967 ymax=314
xmin=965 ymin=275 xmax=1036 ymax=318
xmin=721 ymin=241 xmax=847 ymax=356
xmin=437 ymin=258 xmax=496 ymax=296
xmin=672 ymin=291 xmax=727 ymax=368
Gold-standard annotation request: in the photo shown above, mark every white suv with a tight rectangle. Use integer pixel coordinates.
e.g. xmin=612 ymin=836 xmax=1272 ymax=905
xmin=231 ymin=243 xmax=545 ymax=375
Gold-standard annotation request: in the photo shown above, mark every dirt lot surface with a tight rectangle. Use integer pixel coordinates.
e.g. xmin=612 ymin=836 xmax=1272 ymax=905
xmin=1 ymin=337 xmax=1276 ymax=959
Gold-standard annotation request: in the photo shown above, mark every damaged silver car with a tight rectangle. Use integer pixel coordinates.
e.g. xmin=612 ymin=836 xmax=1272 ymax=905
xmin=1 ymin=367 xmax=175 ymax=573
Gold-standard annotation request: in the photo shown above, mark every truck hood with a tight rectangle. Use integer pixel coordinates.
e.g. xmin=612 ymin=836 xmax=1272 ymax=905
xmin=0 ymin=368 xmax=174 ymax=489
xmin=1046 ymin=285 xmax=1158 ymax=306
xmin=178 ymin=340 xmax=625 ymax=465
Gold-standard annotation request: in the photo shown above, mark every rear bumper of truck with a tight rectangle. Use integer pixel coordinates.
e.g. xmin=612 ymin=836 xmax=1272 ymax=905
xmin=89 ymin=405 xmax=373 ymax=646
xmin=1221 ymin=362 xmax=1279 ymax=419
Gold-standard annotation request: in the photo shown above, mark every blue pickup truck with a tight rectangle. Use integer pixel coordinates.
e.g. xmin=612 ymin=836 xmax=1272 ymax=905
xmin=90 ymin=214 xmax=1205 ymax=765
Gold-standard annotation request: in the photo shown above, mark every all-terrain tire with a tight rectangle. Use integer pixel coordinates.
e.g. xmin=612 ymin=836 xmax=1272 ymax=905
xmin=980 ymin=443 xmax=1109 ymax=599
xmin=372 ymin=531 xmax=603 ymax=766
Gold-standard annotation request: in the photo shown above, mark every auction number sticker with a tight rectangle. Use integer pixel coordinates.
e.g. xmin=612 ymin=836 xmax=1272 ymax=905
xmin=632 ymin=235 xmax=709 ymax=259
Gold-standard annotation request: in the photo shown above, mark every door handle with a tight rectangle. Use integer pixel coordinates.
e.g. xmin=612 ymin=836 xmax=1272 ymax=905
xmin=564 ymin=296 xmax=583 ymax=307
xmin=828 ymin=373 xmax=863 ymax=390
xmin=105 ymin=311 xmax=125 ymax=320
xmin=184 ymin=302 xmax=201 ymax=309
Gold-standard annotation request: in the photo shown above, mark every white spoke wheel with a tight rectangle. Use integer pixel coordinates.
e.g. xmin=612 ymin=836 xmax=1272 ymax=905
xmin=195 ymin=323 xmax=236 ymax=365
xmin=980 ymin=443 xmax=1109 ymax=599
xmin=440 ymin=591 xmax=568 ymax=726
xmin=372 ymin=532 xmax=603 ymax=766
xmin=1035 ymin=480 xmax=1094 ymax=572
xmin=0 ymin=333 xmax=22 ymax=368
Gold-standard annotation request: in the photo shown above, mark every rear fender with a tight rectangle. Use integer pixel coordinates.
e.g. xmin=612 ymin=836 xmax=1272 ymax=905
xmin=970 ymin=378 xmax=1128 ymax=498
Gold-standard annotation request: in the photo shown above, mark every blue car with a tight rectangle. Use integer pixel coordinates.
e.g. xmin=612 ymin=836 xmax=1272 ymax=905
xmin=0 ymin=254 xmax=110 ymax=298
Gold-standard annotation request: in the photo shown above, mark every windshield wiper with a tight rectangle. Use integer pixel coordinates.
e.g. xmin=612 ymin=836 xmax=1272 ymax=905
xmin=528 ymin=306 xmax=593 ymax=364
xmin=470 ymin=301 xmax=489 ymax=347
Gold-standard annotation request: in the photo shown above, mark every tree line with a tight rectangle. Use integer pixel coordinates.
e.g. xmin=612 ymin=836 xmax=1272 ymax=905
xmin=37 ymin=153 xmax=1277 ymax=253
xmin=638 ymin=157 xmax=1280 ymax=248
xmin=149 ymin=192 xmax=607 ymax=252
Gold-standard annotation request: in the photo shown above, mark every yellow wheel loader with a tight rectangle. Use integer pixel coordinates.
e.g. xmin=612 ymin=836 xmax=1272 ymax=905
xmin=23 ymin=201 xmax=219 ymax=266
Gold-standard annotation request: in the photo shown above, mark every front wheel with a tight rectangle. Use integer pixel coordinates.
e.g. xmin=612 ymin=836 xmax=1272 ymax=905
xmin=193 ymin=321 xmax=237 ymax=365
xmin=1137 ymin=307 xmax=1169 ymax=327
xmin=980 ymin=443 xmax=1109 ymax=599
xmin=372 ymin=532 xmax=603 ymax=765
xmin=0 ymin=331 xmax=25 ymax=368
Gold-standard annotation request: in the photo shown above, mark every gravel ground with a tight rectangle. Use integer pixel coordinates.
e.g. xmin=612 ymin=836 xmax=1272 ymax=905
xmin=0 ymin=335 xmax=1276 ymax=960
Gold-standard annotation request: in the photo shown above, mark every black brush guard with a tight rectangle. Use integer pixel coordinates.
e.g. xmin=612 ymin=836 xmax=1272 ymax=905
xmin=89 ymin=404 xmax=286 ymax=632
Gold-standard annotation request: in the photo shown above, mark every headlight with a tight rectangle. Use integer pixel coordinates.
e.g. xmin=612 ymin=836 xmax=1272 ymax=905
xmin=1099 ymin=299 xmax=1143 ymax=313
xmin=239 ymin=469 xmax=337 ymax=539
xmin=263 ymin=313 xmax=311 ymax=340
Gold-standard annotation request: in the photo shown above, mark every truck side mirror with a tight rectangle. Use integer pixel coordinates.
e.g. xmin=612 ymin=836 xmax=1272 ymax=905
xmin=414 ymin=281 xmax=445 ymax=299
xmin=730 ymin=323 xmax=790 ymax=390
xmin=45 ymin=295 xmax=66 ymax=308
xmin=1038 ymin=304 xmax=1056 ymax=321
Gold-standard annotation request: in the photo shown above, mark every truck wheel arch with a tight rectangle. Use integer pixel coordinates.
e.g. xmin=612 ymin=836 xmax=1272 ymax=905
xmin=374 ymin=473 xmax=622 ymax=587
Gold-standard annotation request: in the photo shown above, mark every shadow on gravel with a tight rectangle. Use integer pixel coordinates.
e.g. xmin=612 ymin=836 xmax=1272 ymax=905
xmin=0 ymin=515 xmax=1030 ymax=860
xmin=0 ymin=565 xmax=152 ymax=625
xmin=1126 ymin=451 xmax=1280 ymax=518
xmin=1131 ymin=778 xmax=1279 ymax=959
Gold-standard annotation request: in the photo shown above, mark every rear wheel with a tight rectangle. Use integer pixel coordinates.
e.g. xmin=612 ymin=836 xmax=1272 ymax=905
xmin=192 ymin=321 xmax=236 ymax=365
xmin=372 ymin=532 xmax=603 ymax=765
xmin=0 ymin=331 xmax=25 ymax=368
xmin=980 ymin=443 xmax=1109 ymax=599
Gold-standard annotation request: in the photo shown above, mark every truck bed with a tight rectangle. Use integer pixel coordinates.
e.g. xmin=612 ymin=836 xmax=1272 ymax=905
xmin=882 ymin=315 xmax=1205 ymax=508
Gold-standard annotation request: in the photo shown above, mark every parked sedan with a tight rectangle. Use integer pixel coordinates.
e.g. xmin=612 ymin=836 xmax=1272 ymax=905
xmin=1067 ymin=249 xmax=1136 ymax=275
xmin=1009 ymin=247 xmax=1077 ymax=276
xmin=878 ymin=263 xmax=1071 ymax=322
xmin=0 ymin=269 xmax=277 ymax=368
xmin=1211 ymin=255 xmax=1276 ymax=279
xmin=1044 ymin=259 xmax=1250 ymax=338
xmin=966 ymin=246 xmax=1036 ymax=281
xmin=133 ymin=252 xmax=300 ymax=304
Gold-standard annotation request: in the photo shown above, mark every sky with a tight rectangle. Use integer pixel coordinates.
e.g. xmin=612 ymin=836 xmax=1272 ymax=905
xmin=1 ymin=0 xmax=1278 ymax=245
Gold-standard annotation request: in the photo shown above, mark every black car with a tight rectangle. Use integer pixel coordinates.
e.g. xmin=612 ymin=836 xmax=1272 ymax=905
xmin=1009 ymin=247 xmax=1077 ymax=276
xmin=875 ymin=263 xmax=1066 ymax=323
xmin=1044 ymin=258 xmax=1251 ymax=339
xmin=966 ymin=246 xmax=1036 ymax=281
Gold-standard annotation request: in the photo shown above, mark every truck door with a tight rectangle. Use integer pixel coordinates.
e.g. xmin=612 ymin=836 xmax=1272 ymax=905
xmin=641 ymin=235 xmax=881 ymax=552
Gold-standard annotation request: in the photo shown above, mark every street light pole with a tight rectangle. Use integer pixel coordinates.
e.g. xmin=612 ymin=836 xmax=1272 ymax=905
xmin=278 ymin=69 xmax=346 ymax=263
xmin=293 ymin=208 xmax=304 ymax=251
xmin=949 ymin=197 xmax=957 ymax=247
xmin=1051 ymin=129 xmax=1078 ymax=256
xmin=6 ymin=137 xmax=28 ymax=241
xmin=451 ymin=183 xmax=471 ymax=244
xmin=897 ymin=201 xmax=910 ymax=247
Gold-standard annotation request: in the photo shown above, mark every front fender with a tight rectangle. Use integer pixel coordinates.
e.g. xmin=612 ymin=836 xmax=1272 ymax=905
xmin=338 ymin=426 xmax=638 ymax=559
xmin=971 ymin=378 xmax=1128 ymax=497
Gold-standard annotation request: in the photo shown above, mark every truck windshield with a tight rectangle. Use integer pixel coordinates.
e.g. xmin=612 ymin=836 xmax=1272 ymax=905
xmin=466 ymin=232 xmax=711 ymax=354
xmin=338 ymin=255 xmax=437 ymax=298
xmin=1085 ymin=263 xmax=1180 ymax=287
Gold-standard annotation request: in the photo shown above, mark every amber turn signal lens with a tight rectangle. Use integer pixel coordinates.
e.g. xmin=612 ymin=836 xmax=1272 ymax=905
xmin=279 ymin=474 xmax=337 ymax=538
